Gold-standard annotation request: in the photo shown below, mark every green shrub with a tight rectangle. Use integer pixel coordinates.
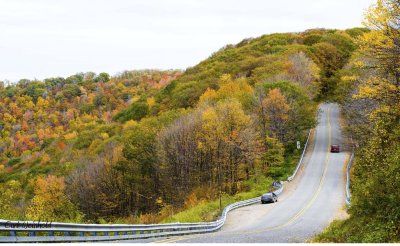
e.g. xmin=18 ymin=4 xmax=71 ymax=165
xmin=113 ymin=101 xmax=149 ymax=122
xmin=74 ymin=130 xmax=96 ymax=149
xmin=7 ymin=158 xmax=21 ymax=166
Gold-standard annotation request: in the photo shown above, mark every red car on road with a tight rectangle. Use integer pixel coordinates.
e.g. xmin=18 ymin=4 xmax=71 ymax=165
xmin=331 ymin=144 xmax=340 ymax=153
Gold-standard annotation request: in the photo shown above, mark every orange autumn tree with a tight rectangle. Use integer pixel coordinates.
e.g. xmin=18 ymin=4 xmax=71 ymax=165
xmin=263 ymin=88 xmax=290 ymax=143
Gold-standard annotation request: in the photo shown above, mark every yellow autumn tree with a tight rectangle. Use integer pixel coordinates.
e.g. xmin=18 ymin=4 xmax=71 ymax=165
xmin=198 ymin=75 xmax=254 ymax=109
xmin=26 ymin=175 xmax=82 ymax=222
xmin=0 ymin=180 xmax=25 ymax=220
xmin=356 ymin=0 xmax=400 ymax=109
xmin=199 ymin=99 xmax=260 ymax=194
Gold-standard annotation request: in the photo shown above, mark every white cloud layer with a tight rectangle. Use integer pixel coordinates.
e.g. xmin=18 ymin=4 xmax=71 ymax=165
xmin=0 ymin=0 xmax=375 ymax=81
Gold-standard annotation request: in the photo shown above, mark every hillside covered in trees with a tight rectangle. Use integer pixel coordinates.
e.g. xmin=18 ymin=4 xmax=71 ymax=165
xmin=0 ymin=28 xmax=366 ymax=224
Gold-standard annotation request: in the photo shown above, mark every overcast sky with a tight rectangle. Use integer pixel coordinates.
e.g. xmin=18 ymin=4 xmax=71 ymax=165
xmin=0 ymin=0 xmax=375 ymax=82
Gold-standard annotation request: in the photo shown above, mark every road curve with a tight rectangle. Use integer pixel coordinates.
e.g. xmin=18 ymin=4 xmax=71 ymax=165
xmin=128 ymin=103 xmax=349 ymax=243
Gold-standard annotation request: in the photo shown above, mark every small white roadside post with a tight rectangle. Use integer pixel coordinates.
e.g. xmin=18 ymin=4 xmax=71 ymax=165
xmin=297 ymin=141 xmax=301 ymax=149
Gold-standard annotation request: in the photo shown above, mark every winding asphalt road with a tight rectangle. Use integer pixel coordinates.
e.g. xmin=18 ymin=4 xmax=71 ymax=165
xmin=128 ymin=103 xmax=349 ymax=243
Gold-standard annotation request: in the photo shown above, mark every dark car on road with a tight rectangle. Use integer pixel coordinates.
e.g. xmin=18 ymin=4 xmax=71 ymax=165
xmin=330 ymin=144 xmax=340 ymax=153
xmin=261 ymin=192 xmax=278 ymax=204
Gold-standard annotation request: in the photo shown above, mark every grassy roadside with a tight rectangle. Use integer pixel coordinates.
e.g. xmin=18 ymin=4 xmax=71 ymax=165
xmin=161 ymin=174 xmax=273 ymax=223
xmin=313 ymin=215 xmax=400 ymax=243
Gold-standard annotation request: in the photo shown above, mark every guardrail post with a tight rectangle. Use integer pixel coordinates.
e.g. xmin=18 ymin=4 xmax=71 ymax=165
xmin=80 ymin=232 xmax=84 ymax=237
xmin=64 ymin=231 xmax=70 ymax=236
xmin=92 ymin=232 xmax=97 ymax=236
xmin=10 ymin=231 xmax=16 ymax=237
xmin=48 ymin=231 xmax=54 ymax=236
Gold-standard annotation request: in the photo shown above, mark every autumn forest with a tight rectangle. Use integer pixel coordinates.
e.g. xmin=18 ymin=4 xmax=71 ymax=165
xmin=0 ymin=0 xmax=399 ymax=242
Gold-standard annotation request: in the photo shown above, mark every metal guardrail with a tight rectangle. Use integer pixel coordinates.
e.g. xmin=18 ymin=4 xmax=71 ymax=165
xmin=0 ymin=183 xmax=283 ymax=243
xmin=0 ymin=129 xmax=310 ymax=243
xmin=287 ymin=129 xmax=312 ymax=182
xmin=345 ymin=147 xmax=355 ymax=206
